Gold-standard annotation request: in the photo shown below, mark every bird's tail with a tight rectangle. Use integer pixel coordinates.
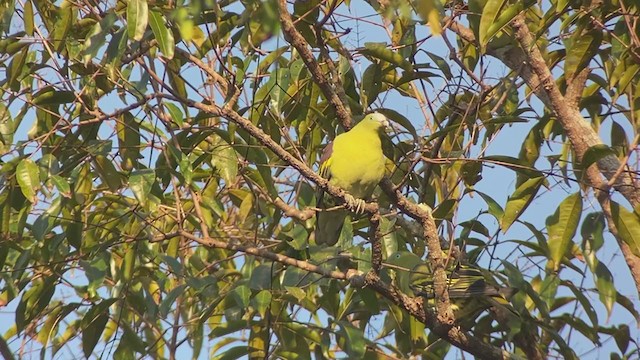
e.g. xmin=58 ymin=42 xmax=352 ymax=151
xmin=315 ymin=208 xmax=347 ymax=246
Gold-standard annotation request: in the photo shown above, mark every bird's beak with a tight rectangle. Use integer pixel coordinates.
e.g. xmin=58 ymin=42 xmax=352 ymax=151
xmin=371 ymin=112 xmax=390 ymax=129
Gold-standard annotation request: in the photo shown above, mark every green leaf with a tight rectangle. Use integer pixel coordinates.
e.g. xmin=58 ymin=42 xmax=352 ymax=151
xmin=610 ymin=201 xmax=640 ymax=257
xmin=616 ymin=291 xmax=640 ymax=322
xmin=211 ymin=140 xmax=238 ymax=185
xmin=613 ymin=324 xmax=630 ymax=354
xmin=475 ymin=190 xmax=504 ymax=221
xmin=127 ymin=0 xmax=148 ymax=41
xmin=32 ymin=87 xmax=75 ymax=105
xmin=8 ymin=47 xmax=28 ymax=92
xmin=415 ymin=0 xmax=442 ymax=35
xmin=565 ymin=279 xmax=598 ymax=326
xmin=80 ymin=255 xmax=109 ymax=294
xmin=129 ymin=169 xmax=155 ymax=206
xmin=593 ymin=262 xmax=616 ymax=316
xmin=24 ymin=0 xmax=34 ymax=36
xmin=564 ymin=32 xmax=602 ymax=80
xmin=16 ymin=158 xmax=40 ymax=203
xmin=249 ymin=264 xmax=273 ymax=290
xmin=336 ymin=215 xmax=354 ymax=248
xmin=581 ymin=212 xmax=605 ymax=250
xmin=285 ymin=286 xmax=306 ymax=302
xmin=479 ymin=0 xmax=507 ymax=49
xmin=377 ymin=108 xmax=417 ymax=139
xmin=83 ymin=13 xmax=116 ymax=64
xmin=380 ymin=217 xmax=398 ymax=258
xmin=117 ymin=112 xmax=140 ymax=171
xmin=459 ymin=219 xmax=490 ymax=237
xmin=94 ymin=155 xmax=123 ymax=192
xmin=52 ymin=4 xmax=72 ymax=52
xmin=460 ymin=161 xmax=483 ymax=186
xmin=484 ymin=2 xmax=529 ymax=49
xmin=164 ymin=103 xmax=184 ymax=128
xmin=360 ymin=42 xmax=412 ymax=72
xmin=217 ymin=346 xmax=249 ymax=360
xmin=338 ymin=322 xmax=365 ymax=358
xmin=616 ymin=64 xmax=640 ymax=95
xmin=73 ymin=162 xmax=93 ymax=204
xmin=501 ymin=176 xmax=544 ymax=232
xmin=546 ymin=192 xmax=582 ymax=271
xmin=231 ymin=284 xmax=250 ymax=307
xmin=159 ymin=284 xmax=187 ymax=317
xmin=362 ymin=63 xmax=382 ymax=107
xmin=251 ymin=290 xmax=272 ymax=318
xmin=482 ymin=155 xmax=542 ymax=178
xmin=149 ymin=10 xmax=175 ymax=59
xmin=82 ymin=305 xmax=111 ymax=358
xmin=432 ymin=198 xmax=456 ymax=221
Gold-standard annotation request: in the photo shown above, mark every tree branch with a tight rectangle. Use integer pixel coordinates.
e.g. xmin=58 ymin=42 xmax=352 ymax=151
xmin=510 ymin=14 xmax=640 ymax=295
xmin=178 ymin=227 xmax=522 ymax=360
xmin=178 ymin=230 xmax=348 ymax=279
xmin=448 ymin=14 xmax=640 ymax=296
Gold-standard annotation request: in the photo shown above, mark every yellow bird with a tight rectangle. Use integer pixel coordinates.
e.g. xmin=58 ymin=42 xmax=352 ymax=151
xmin=315 ymin=112 xmax=389 ymax=246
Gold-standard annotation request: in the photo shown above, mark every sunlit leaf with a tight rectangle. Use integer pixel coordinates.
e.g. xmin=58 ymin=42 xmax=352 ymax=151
xmin=611 ymin=201 xmax=640 ymax=257
xmin=546 ymin=192 xmax=582 ymax=271
xmin=251 ymin=290 xmax=272 ymax=318
xmin=129 ymin=169 xmax=155 ymax=206
xmin=127 ymin=0 xmax=149 ymax=41
xmin=415 ymin=0 xmax=442 ymax=35
xmin=16 ymin=158 xmax=40 ymax=203
xmin=565 ymin=31 xmax=602 ymax=80
xmin=360 ymin=42 xmax=412 ymax=72
xmin=479 ymin=0 xmax=507 ymax=49
xmin=501 ymin=176 xmax=544 ymax=232
xmin=149 ymin=10 xmax=174 ymax=59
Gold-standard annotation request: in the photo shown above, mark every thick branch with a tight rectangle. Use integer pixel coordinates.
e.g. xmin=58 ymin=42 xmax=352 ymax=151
xmin=179 ymin=227 xmax=522 ymax=360
xmin=511 ymin=16 xmax=639 ymax=205
xmin=166 ymin=94 xmax=516 ymax=359
xmin=365 ymin=272 xmax=522 ymax=360
xmin=179 ymin=230 xmax=347 ymax=279
xmin=451 ymin=16 xmax=640 ymax=205
xmin=154 ymin=14 xmax=522 ymax=357
xmin=448 ymin=15 xmax=640 ymax=295
xmin=510 ymin=15 xmax=640 ymax=294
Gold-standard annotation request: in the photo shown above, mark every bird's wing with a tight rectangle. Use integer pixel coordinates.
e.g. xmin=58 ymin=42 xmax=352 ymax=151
xmin=316 ymin=141 xmax=334 ymax=209
xmin=318 ymin=141 xmax=333 ymax=179
xmin=315 ymin=141 xmax=346 ymax=245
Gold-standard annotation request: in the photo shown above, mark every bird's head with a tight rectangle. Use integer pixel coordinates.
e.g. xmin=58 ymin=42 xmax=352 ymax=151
xmin=368 ymin=112 xmax=390 ymax=128
xmin=357 ymin=112 xmax=389 ymax=133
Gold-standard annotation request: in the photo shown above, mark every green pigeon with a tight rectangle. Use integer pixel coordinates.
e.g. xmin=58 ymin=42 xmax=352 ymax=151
xmin=315 ymin=112 xmax=389 ymax=246
xmin=410 ymin=261 xmax=518 ymax=328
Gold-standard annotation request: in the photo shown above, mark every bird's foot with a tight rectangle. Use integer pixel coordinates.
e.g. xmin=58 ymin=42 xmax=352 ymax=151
xmin=344 ymin=194 xmax=366 ymax=214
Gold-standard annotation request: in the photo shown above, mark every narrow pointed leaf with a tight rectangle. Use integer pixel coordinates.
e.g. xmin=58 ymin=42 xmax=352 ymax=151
xmin=127 ymin=0 xmax=148 ymax=41
xmin=501 ymin=176 xmax=544 ymax=232
xmin=16 ymin=159 xmax=40 ymax=203
xmin=149 ymin=10 xmax=174 ymax=59
xmin=546 ymin=192 xmax=582 ymax=271
xmin=611 ymin=201 xmax=640 ymax=257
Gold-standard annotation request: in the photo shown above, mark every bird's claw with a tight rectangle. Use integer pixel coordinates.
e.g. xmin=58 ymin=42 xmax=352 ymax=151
xmin=344 ymin=194 xmax=366 ymax=214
